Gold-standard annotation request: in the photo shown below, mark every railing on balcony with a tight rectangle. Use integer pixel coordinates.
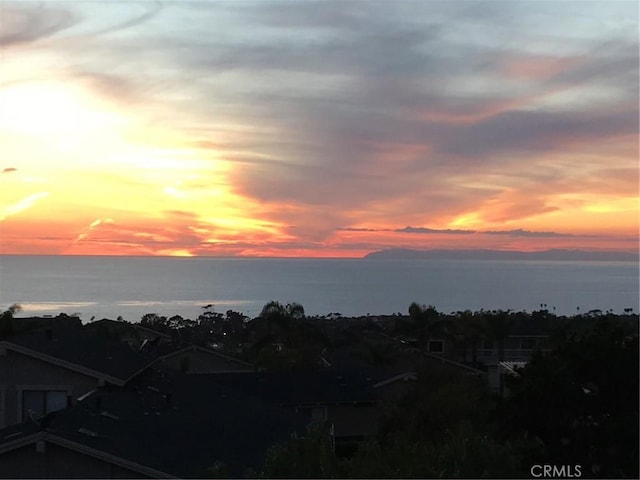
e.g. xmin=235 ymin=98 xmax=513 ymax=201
xmin=474 ymin=348 xmax=535 ymax=362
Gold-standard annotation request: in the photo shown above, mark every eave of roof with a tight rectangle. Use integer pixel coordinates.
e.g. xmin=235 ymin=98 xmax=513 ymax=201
xmin=153 ymin=345 xmax=254 ymax=368
xmin=373 ymin=371 xmax=417 ymax=388
xmin=0 ymin=341 xmax=152 ymax=386
xmin=422 ymin=351 xmax=487 ymax=375
xmin=0 ymin=429 xmax=175 ymax=479
xmin=132 ymin=324 xmax=174 ymax=339
xmin=47 ymin=434 xmax=177 ymax=479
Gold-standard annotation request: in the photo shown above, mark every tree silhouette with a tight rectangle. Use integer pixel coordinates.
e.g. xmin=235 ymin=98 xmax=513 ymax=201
xmin=356 ymin=339 xmax=402 ymax=368
xmin=482 ymin=310 xmax=514 ymax=363
xmin=400 ymin=302 xmax=450 ymax=352
xmin=500 ymin=316 xmax=639 ymax=478
xmin=0 ymin=303 xmax=21 ymax=337
xmin=454 ymin=310 xmax=486 ymax=367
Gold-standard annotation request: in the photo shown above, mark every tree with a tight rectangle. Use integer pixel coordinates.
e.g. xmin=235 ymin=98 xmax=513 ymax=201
xmin=355 ymin=339 xmax=402 ymax=368
xmin=261 ymin=423 xmax=339 ymax=478
xmin=345 ymin=425 xmax=523 ymax=479
xmin=482 ymin=310 xmax=514 ymax=363
xmin=140 ymin=313 xmax=172 ymax=335
xmin=499 ymin=316 xmax=639 ymax=478
xmin=454 ymin=310 xmax=486 ymax=367
xmin=0 ymin=303 xmax=21 ymax=337
xmin=399 ymin=302 xmax=445 ymax=350
xmin=248 ymin=302 xmax=330 ymax=370
xmin=258 ymin=301 xmax=305 ymax=342
xmin=378 ymin=364 xmax=491 ymax=445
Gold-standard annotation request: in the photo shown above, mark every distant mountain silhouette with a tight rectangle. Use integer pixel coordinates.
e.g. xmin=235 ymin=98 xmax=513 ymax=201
xmin=364 ymin=248 xmax=639 ymax=262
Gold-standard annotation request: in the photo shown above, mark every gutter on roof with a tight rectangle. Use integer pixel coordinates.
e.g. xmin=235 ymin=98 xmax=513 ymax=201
xmin=46 ymin=434 xmax=177 ymax=479
xmin=284 ymin=400 xmax=376 ymax=407
xmin=151 ymin=345 xmax=254 ymax=368
xmin=423 ymin=351 xmax=487 ymax=375
xmin=0 ymin=432 xmax=45 ymax=455
xmin=373 ymin=372 xmax=417 ymax=388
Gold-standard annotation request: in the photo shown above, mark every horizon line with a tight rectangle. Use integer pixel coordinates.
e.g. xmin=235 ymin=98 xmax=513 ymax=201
xmin=1 ymin=246 xmax=638 ymax=260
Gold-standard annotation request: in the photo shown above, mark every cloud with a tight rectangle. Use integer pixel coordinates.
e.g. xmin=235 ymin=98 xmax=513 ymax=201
xmin=484 ymin=229 xmax=575 ymax=238
xmin=2 ymin=167 xmax=17 ymax=173
xmin=74 ymin=218 xmax=115 ymax=243
xmin=159 ymin=2 xmax=633 ymax=240
xmin=337 ymin=227 xmax=384 ymax=233
xmin=89 ymin=0 xmax=163 ymax=37
xmin=0 ymin=2 xmax=77 ymax=47
xmin=0 ymin=192 xmax=49 ymax=220
xmin=2 ymin=1 xmax=636 ymax=253
xmin=396 ymin=226 xmax=477 ymax=235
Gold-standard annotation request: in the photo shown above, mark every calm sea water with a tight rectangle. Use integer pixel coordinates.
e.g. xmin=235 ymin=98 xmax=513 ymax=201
xmin=0 ymin=255 xmax=638 ymax=322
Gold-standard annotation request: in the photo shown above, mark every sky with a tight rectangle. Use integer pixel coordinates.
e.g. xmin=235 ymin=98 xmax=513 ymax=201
xmin=0 ymin=0 xmax=638 ymax=257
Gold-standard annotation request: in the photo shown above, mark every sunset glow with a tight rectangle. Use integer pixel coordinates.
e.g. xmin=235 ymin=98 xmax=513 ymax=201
xmin=0 ymin=1 xmax=637 ymax=257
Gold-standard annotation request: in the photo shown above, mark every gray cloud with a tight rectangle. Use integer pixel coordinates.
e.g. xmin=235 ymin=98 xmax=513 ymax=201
xmin=0 ymin=2 xmax=77 ymax=47
xmin=484 ymin=229 xmax=575 ymax=238
xmin=15 ymin=1 xmax=635 ymax=242
xmin=396 ymin=226 xmax=477 ymax=235
xmin=89 ymin=0 xmax=163 ymax=37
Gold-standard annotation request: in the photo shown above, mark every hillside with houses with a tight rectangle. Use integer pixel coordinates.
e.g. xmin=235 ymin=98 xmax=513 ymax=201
xmin=0 ymin=302 xmax=637 ymax=478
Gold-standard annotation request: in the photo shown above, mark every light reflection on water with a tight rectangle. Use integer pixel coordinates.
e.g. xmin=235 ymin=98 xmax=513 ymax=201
xmin=1 ymin=256 xmax=638 ymax=322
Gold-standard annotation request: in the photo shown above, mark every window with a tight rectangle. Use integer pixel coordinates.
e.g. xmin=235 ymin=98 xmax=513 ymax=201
xmin=428 ymin=340 xmax=444 ymax=354
xmin=22 ymin=390 xmax=68 ymax=421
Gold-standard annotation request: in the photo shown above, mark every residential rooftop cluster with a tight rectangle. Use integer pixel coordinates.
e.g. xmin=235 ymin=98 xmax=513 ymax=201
xmin=0 ymin=303 xmax=637 ymax=478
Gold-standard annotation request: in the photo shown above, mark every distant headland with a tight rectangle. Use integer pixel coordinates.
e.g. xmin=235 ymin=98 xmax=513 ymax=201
xmin=364 ymin=248 xmax=639 ymax=262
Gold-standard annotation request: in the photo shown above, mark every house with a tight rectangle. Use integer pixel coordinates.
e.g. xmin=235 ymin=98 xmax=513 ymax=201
xmin=0 ymin=370 xmax=306 ymax=478
xmin=471 ymin=316 xmax=552 ymax=394
xmin=204 ymin=368 xmax=421 ymax=451
xmin=85 ymin=320 xmax=253 ymax=374
xmin=0 ymin=326 xmax=151 ymax=428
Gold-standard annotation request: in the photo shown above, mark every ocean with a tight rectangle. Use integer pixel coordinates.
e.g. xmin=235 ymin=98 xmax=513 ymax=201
xmin=0 ymin=255 xmax=638 ymax=322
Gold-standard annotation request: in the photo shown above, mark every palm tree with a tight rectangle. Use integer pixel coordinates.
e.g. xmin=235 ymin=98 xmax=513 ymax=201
xmin=258 ymin=301 xmax=305 ymax=344
xmin=251 ymin=301 xmax=330 ymax=370
xmin=405 ymin=302 xmax=448 ymax=352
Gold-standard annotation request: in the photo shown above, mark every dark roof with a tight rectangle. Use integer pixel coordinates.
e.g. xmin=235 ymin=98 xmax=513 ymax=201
xmin=204 ymin=369 xmax=380 ymax=406
xmin=6 ymin=315 xmax=81 ymax=336
xmin=85 ymin=319 xmax=174 ymax=339
xmin=0 ymin=371 xmax=306 ymax=478
xmin=3 ymin=326 xmax=151 ymax=383
xmin=86 ymin=320 xmax=254 ymax=369
xmin=153 ymin=344 xmax=254 ymax=368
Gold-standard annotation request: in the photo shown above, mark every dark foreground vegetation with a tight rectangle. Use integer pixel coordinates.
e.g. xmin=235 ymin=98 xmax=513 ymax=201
xmin=1 ymin=302 xmax=638 ymax=478
xmin=252 ymin=306 xmax=638 ymax=478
